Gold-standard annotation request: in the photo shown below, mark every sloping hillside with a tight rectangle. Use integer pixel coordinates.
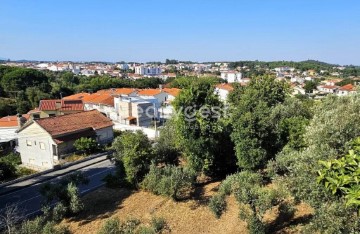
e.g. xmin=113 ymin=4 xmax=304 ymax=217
xmin=61 ymin=182 xmax=312 ymax=234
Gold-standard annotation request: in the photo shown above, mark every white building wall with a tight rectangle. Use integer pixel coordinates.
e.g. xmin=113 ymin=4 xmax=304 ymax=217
xmin=17 ymin=123 xmax=56 ymax=170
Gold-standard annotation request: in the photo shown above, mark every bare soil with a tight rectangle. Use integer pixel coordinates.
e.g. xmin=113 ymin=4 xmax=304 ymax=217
xmin=61 ymin=182 xmax=312 ymax=234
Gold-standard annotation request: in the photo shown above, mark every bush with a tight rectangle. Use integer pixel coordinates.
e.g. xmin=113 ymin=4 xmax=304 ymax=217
xmin=97 ymin=217 xmax=141 ymax=234
xmin=52 ymin=203 xmax=67 ymax=222
xmin=151 ymin=217 xmax=167 ymax=233
xmin=20 ymin=218 xmax=70 ymax=234
xmin=40 ymin=172 xmax=88 ymax=218
xmin=138 ymin=226 xmax=156 ymax=234
xmin=208 ymin=194 xmax=226 ymax=218
xmin=141 ymin=163 xmax=196 ymax=200
xmin=247 ymin=215 xmax=266 ymax=234
xmin=74 ymin=137 xmax=99 ymax=155
xmin=97 ymin=217 xmax=121 ymax=234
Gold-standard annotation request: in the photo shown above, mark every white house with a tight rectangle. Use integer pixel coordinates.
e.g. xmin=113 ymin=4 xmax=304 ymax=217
xmin=221 ymin=71 xmax=242 ymax=83
xmin=16 ymin=110 xmax=114 ymax=170
xmin=337 ymin=84 xmax=357 ymax=96
xmin=317 ymin=85 xmax=339 ymax=94
xmin=215 ymin=83 xmax=234 ymax=102
xmin=137 ymin=89 xmax=168 ymax=105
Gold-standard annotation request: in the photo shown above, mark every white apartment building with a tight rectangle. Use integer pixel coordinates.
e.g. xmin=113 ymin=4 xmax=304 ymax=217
xmin=135 ymin=65 xmax=162 ymax=76
xmin=221 ymin=71 xmax=243 ymax=83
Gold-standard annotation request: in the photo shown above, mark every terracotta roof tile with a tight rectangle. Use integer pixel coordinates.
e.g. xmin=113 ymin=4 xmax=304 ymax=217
xmin=163 ymin=88 xmax=181 ymax=97
xmin=63 ymin=93 xmax=91 ymax=100
xmin=34 ymin=110 xmax=113 ymax=137
xmin=137 ymin=89 xmax=163 ymax=96
xmin=39 ymin=99 xmax=84 ymax=111
xmin=216 ymin=83 xmax=234 ymax=91
xmin=339 ymin=84 xmax=356 ymax=91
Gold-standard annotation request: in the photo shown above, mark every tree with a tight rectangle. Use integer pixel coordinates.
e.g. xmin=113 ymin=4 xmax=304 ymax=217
xmin=172 ymin=79 xmax=235 ymax=175
xmin=317 ymin=137 xmax=360 ymax=210
xmin=112 ymin=131 xmax=153 ymax=186
xmin=153 ymin=118 xmax=180 ymax=165
xmin=271 ymin=94 xmax=360 ymax=233
xmin=0 ymin=204 xmax=24 ymax=234
xmin=1 ymin=68 xmax=50 ymax=94
xmin=229 ymin=76 xmax=288 ymax=169
xmin=15 ymin=91 xmax=31 ymax=114
xmin=73 ymin=137 xmax=99 ymax=155
xmin=303 ymin=80 xmax=318 ymax=93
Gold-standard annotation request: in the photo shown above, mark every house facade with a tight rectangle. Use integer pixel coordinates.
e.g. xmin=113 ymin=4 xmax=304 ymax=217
xmin=16 ymin=110 xmax=113 ymax=170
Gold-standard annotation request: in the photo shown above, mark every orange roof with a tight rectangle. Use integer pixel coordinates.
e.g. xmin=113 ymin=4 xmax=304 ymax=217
xmin=339 ymin=84 xmax=356 ymax=91
xmin=216 ymin=83 xmax=234 ymax=91
xmin=63 ymin=92 xmax=91 ymax=100
xmin=0 ymin=114 xmax=29 ymax=128
xmin=96 ymin=88 xmax=137 ymax=96
xmin=138 ymin=89 xmax=163 ymax=96
xmin=163 ymin=88 xmax=181 ymax=97
xmin=84 ymin=93 xmax=114 ymax=106
xmin=30 ymin=110 xmax=113 ymax=137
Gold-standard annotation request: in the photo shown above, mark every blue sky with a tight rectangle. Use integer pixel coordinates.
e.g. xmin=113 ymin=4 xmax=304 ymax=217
xmin=0 ymin=0 xmax=359 ymax=65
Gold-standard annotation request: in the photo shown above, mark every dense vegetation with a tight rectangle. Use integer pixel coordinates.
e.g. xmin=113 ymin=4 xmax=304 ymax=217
xmin=228 ymin=60 xmax=360 ymax=78
xmin=0 ymin=66 xmax=164 ymax=116
xmin=108 ymin=74 xmax=360 ymax=233
xmin=0 ymin=153 xmax=35 ymax=183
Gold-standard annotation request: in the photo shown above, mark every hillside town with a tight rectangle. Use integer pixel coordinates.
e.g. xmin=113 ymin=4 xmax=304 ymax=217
xmin=1 ymin=1 xmax=360 ymax=233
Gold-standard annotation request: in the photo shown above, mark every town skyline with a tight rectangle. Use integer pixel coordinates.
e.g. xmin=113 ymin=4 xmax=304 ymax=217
xmin=1 ymin=0 xmax=360 ymax=65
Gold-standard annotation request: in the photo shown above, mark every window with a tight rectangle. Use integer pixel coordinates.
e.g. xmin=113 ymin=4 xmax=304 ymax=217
xmin=33 ymin=114 xmax=40 ymax=119
xmin=52 ymin=145 xmax=58 ymax=156
xmin=26 ymin=140 xmax=32 ymax=146
xmin=39 ymin=142 xmax=46 ymax=150
xmin=49 ymin=114 xmax=56 ymax=117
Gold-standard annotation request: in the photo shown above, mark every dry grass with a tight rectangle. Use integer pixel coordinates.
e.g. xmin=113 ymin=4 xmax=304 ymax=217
xmin=61 ymin=182 xmax=312 ymax=234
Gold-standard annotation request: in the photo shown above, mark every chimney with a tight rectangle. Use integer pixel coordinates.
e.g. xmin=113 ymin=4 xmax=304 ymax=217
xmin=55 ymin=100 xmax=61 ymax=109
xmin=17 ymin=114 xmax=22 ymax=128
xmin=159 ymin=84 xmax=163 ymax=90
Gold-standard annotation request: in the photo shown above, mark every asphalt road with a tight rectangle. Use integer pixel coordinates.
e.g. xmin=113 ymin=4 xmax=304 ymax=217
xmin=0 ymin=159 xmax=116 ymax=218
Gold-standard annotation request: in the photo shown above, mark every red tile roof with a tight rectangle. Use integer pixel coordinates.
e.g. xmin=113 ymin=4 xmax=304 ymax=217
xmin=138 ymin=89 xmax=163 ymax=96
xmin=63 ymin=92 xmax=92 ymax=100
xmin=83 ymin=93 xmax=115 ymax=106
xmin=339 ymin=84 xmax=356 ymax=92
xmin=39 ymin=99 xmax=84 ymax=111
xmin=216 ymin=83 xmax=234 ymax=91
xmin=163 ymin=88 xmax=181 ymax=97
xmin=33 ymin=110 xmax=113 ymax=137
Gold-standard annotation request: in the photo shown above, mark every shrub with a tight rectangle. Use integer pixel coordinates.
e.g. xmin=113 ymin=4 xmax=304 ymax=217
xmin=40 ymin=172 xmax=88 ymax=218
xmin=247 ymin=215 xmax=266 ymax=234
xmin=97 ymin=217 xmax=141 ymax=234
xmin=74 ymin=137 xmax=99 ymax=155
xmin=97 ymin=217 xmax=121 ymax=234
xmin=141 ymin=163 xmax=196 ymax=200
xmin=208 ymin=194 xmax=226 ymax=218
xmin=20 ymin=218 xmax=70 ymax=234
xmin=138 ymin=226 xmax=156 ymax=234
xmin=52 ymin=202 xmax=67 ymax=222
xmin=150 ymin=217 xmax=167 ymax=233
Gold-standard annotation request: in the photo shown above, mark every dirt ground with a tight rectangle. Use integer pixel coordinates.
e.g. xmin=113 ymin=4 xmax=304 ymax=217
xmin=61 ymin=182 xmax=312 ymax=234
